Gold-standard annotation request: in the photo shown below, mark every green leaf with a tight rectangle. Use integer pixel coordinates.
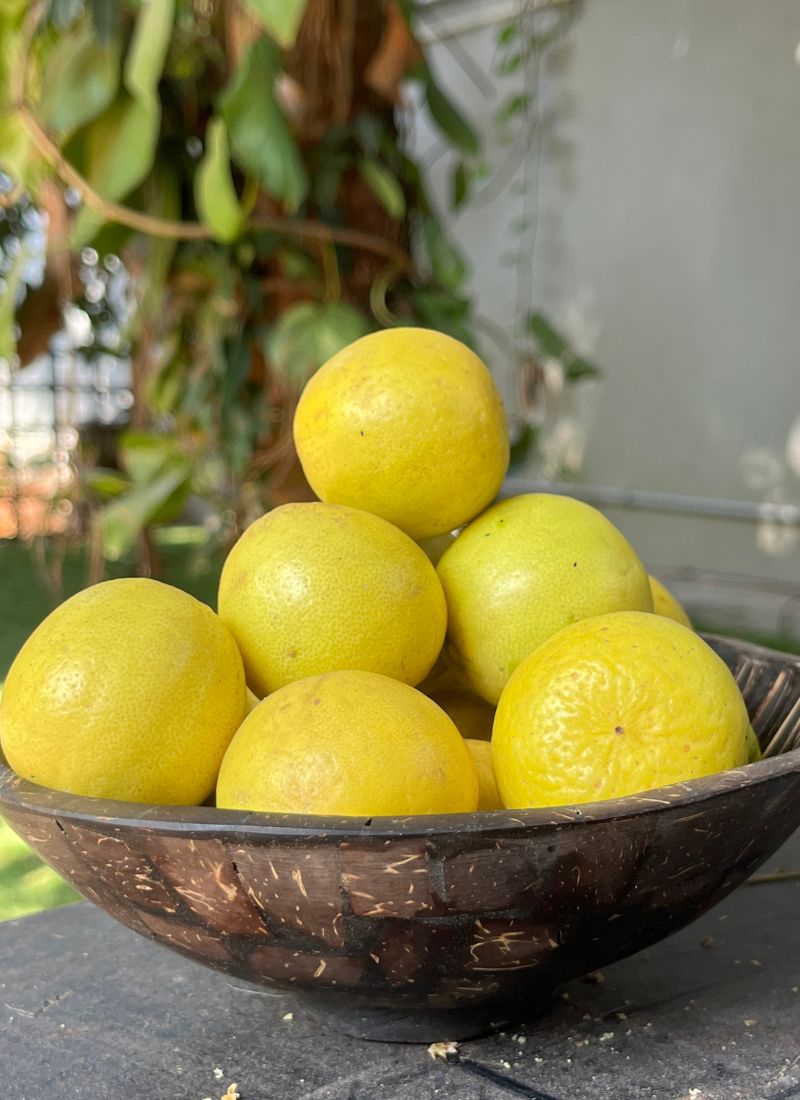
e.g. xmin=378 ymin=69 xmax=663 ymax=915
xmin=353 ymin=112 xmax=387 ymax=158
xmin=97 ymin=429 xmax=194 ymax=558
xmin=0 ymin=24 xmax=40 ymax=186
xmin=136 ymin=166 xmax=180 ymax=319
xmin=219 ymin=37 xmax=308 ymax=211
xmin=0 ymin=110 xmax=34 ymax=185
xmin=409 ymin=286 xmax=473 ymax=347
xmin=527 ymin=312 xmax=567 ymax=356
xmin=0 ymin=242 xmax=26 ymax=362
xmin=497 ymin=22 xmax=518 ymax=47
xmin=313 ymin=153 xmax=349 ymax=215
xmin=118 ymin=430 xmax=185 ymax=484
xmin=221 ymin=337 xmax=252 ymax=413
xmin=266 ymin=301 xmax=370 ymax=388
xmin=194 ymin=117 xmax=243 ymax=243
xmin=99 ymin=457 xmax=192 ymax=560
xmin=239 ymin=0 xmax=309 ymax=48
xmin=423 ymin=216 xmax=468 ymax=290
xmin=497 ymin=51 xmax=523 ymax=76
xmin=274 ymin=243 xmax=318 ymax=282
xmin=145 ymin=357 xmax=183 ymax=415
xmin=495 ymin=93 xmax=529 ymax=126
xmin=69 ymin=94 xmax=160 ymax=247
xmin=565 ymin=358 xmax=601 ymax=382
xmin=424 ymin=71 xmax=480 ymax=156
xmin=124 ymin=0 xmax=174 ymax=103
xmin=0 ymin=0 xmax=29 ymax=19
xmin=508 ymin=423 xmax=539 ymax=474
xmin=89 ymin=0 xmax=119 ymax=44
xmin=85 ymin=468 xmax=130 ymax=498
xmin=527 ymin=312 xmax=601 ymax=381
xmin=357 ymin=159 xmax=405 ymax=220
xmin=451 ymin=161 xmax=469 ymax=210
xmin=38 ymin=22 xmax=120 ymax=135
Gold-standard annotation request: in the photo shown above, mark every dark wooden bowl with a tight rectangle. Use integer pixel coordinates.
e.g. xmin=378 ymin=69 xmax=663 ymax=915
xmin=2 ymin=635 xmax=800 ymax=1042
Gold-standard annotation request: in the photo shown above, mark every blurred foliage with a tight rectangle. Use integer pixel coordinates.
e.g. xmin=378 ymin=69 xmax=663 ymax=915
xmin=0 ymin=0 xmax=599 ymax=571
xmin=0 ymin=820 xmax=79 ymax=921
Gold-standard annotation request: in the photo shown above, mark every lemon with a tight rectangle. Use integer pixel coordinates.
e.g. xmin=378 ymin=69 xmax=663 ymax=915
xmin=492 ymin=611 xmax=750 ymax=810
xmin=216 ymin=670 xmax=478 ymax=816
xmin=217 ymin=502 xmax=447 ymax=696
xmin=0 ymin=578 xmax=246 ymax=804
xmin=437 ymin=493 xmax=653 ymax=704
xmin=465 ymin=739 xmax=503 ymax=810
xmin=746 ymin=725 xmax=762 ymax=763
xmin=429 ymin=688 xmax=495 ymax=742
xmin=649 ymin=575 xmax=692 ymax=628
xmin=293 ymin=327 xmax=509 ymax=540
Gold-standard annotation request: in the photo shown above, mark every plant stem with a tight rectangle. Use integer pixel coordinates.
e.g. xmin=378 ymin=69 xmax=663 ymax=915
xmin=12 ymin=103 xmax=412 ymax=267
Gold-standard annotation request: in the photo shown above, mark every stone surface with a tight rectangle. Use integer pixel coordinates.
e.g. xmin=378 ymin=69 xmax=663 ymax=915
xmin=1 ymin=832 xmax=798 ymax=1100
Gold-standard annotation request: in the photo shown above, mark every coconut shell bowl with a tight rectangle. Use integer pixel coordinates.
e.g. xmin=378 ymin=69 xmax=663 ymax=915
xmin=2 ymin=634 xmax=800 ymax=1043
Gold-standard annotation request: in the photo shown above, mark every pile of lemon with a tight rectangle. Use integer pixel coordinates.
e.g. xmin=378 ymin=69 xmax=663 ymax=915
xmin=0 ymin=328 xmax=757 ymax=817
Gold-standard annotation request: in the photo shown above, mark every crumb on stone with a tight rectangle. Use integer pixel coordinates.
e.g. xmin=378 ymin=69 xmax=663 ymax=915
xmin=428 ymin=1041 xmax=460 ymax=1063
xmin=584 ymin=971 xmax=605 ymax=985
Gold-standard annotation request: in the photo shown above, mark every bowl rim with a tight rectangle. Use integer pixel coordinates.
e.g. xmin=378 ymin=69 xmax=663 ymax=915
xmin=2 ymin=633 xmax=799 ymax=841
xmin=2 ymin=754 xmax=799 ymax=842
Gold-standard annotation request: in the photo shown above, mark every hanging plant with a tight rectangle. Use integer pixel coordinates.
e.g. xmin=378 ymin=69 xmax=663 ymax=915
xmin=0 ymin=0 xmax=598 ymax=576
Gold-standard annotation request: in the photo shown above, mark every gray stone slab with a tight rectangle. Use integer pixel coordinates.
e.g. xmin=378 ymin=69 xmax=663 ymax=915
xmin=1 ymin=832 xmax=799 ymax=1100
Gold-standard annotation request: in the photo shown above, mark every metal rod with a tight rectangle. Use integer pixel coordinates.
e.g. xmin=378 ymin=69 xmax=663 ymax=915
xmin=416 ymin=0 xmax=576 ymax=44
xmin=419 ymin=0 xmax=571 ymax=11
xmin=417 ymin=1 xmax=517 ymax=43
xmin=502 ymin=479 xmax=800 ymax=527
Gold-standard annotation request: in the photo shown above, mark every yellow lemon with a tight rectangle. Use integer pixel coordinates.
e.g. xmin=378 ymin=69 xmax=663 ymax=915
xmin=492 ymin=611 xmax=750 ymax=810
xmin=293 ymin=327 xmax=509 ymax=540
xmin=648 ymin=575 xmax=692 ymax=628
xmin=437 ymin=493 xmax=653 ymax=704
xmin=218 ymin=502 xmax=447 ymax=696
xmin=216 ymin=670 xmax=478 ymax=816
xmin=746 ymin=725 xmax=762 ymax=763
xmin=0 ymin=578 xmax=246 ymax=804
xmin=429 ymin=688 xmax=495 ymax=742
xmin=465 ymin=739 xmax=503 ymax=810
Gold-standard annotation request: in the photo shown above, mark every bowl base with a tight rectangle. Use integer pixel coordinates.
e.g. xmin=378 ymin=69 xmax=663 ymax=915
xmin=294 ymin=988 xmax=556 ymax=1043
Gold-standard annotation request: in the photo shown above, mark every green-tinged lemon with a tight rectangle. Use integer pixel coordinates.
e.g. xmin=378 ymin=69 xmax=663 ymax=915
xmin=218 ymin=502 xmax=447 ymax=696
xmin=437 ymin=493 xmax=653 ymax=704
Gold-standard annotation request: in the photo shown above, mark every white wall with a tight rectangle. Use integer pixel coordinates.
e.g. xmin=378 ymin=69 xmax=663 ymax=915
xmin=416 ymin=0 xmax=800 ymax=582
